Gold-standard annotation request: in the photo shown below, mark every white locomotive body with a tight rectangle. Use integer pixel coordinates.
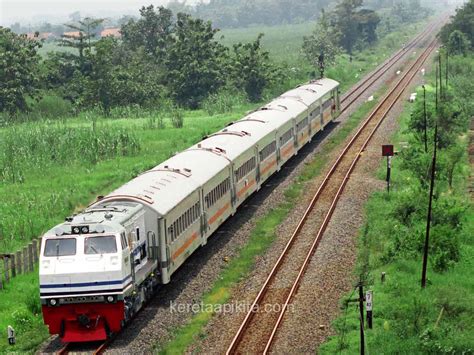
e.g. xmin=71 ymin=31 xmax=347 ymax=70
xmin=39 ymin=78 xmax=340 ymax=342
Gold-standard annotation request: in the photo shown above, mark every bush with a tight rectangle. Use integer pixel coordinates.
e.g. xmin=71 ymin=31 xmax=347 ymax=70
xmin=33 ymin=95 xmax=74 ymax=119
xmin=170 ymin=107 xmax=184 ymax=128
xmin=201 ymin=89 xmax=246 ymax=116
xmin=430 ymin=224 xmax=460 ymax=272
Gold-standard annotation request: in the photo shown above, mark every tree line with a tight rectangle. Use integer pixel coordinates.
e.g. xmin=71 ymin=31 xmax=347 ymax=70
xmin=1 ymin=5 xmax=280 ymax=116
xmin=0 ymin=0 xmax=432 ymax=118
xmin=168 ymin=0 xmax=431 ymax=29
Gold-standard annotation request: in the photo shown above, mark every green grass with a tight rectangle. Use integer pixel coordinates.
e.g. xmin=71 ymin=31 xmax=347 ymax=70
xmin=38 ymin=42 xmax=78 ymax=57
xmin=0 ymin=17 xmax=433 ymax=354
xmin=319 ymin=87 xmax=474 ymax=354
xmin=220 ymin=22 xmax=313 ymax=66
xmin=0 ymin=269 xmax=48 ymax=353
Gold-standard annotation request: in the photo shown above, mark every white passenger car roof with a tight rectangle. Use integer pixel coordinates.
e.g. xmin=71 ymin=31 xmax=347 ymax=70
xmin=281 ymin=78 xmax=339 ymax=106
xmin=99 ymin=150 xmax=230 ymax=215
xmin=95 ymin=78 xmax=340 ymax=217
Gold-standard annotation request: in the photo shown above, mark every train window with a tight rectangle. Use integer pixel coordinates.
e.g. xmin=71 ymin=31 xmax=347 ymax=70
xmin=121 ymin=232 xmax=127 ymax=250
xmin=297 ymin=117 xmax=308 ymax=132
xmin=44 ymin=238 xmax=76 ymax=257
xmin=279 ymin=128 xmax=293 ymax=145
xmin=205 ymin=178 xmax=230 ymax=207
xmin=311 ymin=106 xmax=320 ymax=119
xmin=84 ymin=236 xmax=117 ymax=254
xmin=259 ymin=141 xmax=277 ymax=162
xmin=169 ymin=201 xmax=201 ymax=240
xmin=235 ymin=157 xmax=256 ymax=182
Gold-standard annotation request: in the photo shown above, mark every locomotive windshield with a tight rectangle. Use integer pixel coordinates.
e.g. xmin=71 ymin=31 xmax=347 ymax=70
xmin=84 ymin=235 xmax=117 ymax=254
xmin=44 ymin=238 xmax=76 ymax=256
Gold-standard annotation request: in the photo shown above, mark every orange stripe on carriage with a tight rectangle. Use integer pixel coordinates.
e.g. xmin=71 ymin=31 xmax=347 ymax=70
xmin=281 ymin=144 xmax=294 ymax=159
xmin=237 ymin=179 xmax=256 ymax=198
xmin=298 ymin=131 xmax=308 ymax=143
xmin=261 ymin=158 xmax=277 ymax=176
xmin=172 ymin=232 xmax=198 ymax=261
xmin=208 ymin=202 xmax=231 ymax=225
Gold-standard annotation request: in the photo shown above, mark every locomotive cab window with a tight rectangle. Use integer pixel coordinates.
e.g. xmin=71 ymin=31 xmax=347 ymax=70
xmin=44 ymin=238 xmax=76 ymax=257
xmin=84 ymin=236 xmax=117 ymax=254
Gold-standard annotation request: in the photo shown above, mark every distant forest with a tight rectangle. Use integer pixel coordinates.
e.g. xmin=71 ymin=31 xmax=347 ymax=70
xmin=167 ymin=0 xmax=440 ymax=28
xmin=8 ymin=0 xmax=445 ymax=33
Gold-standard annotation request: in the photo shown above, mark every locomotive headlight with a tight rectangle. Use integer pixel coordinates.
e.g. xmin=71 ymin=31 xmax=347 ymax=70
xmin=72 ymin=226 xmax=80 ymax=234
xmin=107 ymin=296 xmax=115 ymax=303
xmin=49 ymin=299 xmax=57 ymax=306
xmin=81 ymin=226 xmax=89 ymax=234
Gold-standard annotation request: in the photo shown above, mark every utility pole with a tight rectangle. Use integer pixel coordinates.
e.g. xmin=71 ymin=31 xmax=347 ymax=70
xmin=422 ymin=85 xmax=427 ymax=153
xmin=421 ymin=124 xmax=438 ymax=288
xmin=318 ymin=51 xmax=325 ymax=79
xmin=359 ymin=281 xmax=365 ymax=355
xmin=435 ymin=65 xmax=439 ymax=111
xmin=438 ymin=54 xmax=443 ymax=100
xmin=445 ymin=51 xmax=449 ymax=88
xmin=346 ymin=278 xmax=369 ymax=354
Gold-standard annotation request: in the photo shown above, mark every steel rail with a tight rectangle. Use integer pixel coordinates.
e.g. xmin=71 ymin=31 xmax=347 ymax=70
xmin=226 ymin=31 xmax=438 ymax=355
xmin=339 ymin=20 xmax=437 ymax=113
xmin=56 ymin=343 xmax=69 ymax=355
xmin=56 ymin=339 xmax=109 ymax=355
xmin=93 ymin=340 xmax=110 ymax=355
xmin=261 ymin=37 xmax=438 ymax=354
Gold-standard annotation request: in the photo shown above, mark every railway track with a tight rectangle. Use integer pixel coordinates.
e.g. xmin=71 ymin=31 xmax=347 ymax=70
xmin=339 ymin=17 xmax=443 ymax=113
xmin=226 ymin=29 xmax=439 ymax=355
xmin=57 ymin=340 xmax=109 ymax=355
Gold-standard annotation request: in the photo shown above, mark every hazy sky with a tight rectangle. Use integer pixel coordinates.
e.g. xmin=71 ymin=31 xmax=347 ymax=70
xmin=0 ymin=0 xmax=183 ymax=26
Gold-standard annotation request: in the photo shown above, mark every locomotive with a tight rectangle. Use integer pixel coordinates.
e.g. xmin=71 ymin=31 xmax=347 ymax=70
xmin=39 ymin=78 xmax=340 ymax=342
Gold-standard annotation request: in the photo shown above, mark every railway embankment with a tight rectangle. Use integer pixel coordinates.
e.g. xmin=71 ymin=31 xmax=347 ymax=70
xmin=320 ymin=54 xmax=474 ymax=353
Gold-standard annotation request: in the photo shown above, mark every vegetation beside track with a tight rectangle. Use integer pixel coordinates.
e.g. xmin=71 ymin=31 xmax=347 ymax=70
xmin=0 ymin=16 xmax=429 ymax=355
xmin=157 ymin=93 xmax=381 ymax=354
xmin=320 ymin=52 xmax=474 ymax=354
xmin=0 ymin=19 xmax=427 ymax=254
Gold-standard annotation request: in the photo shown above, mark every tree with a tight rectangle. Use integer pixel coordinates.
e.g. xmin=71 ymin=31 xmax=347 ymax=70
xmin=60 ymin=17 xmax=104 ymax=71
xmin=0 ymin=27 xmax=42 ymax=114
xmin=355 ymin=9 xmax=380 ymax=45
xmin=444 ymin=144 xmax=465 ymax=188
xmin=333 ymin=0 xmax=364 ymax=55
xmin=231 ymin=34 xmax=275 ymax=102
xmin=71 ymin=37 xmax=164 ymax=113
xmin=302 ymin=9 xmax=342 ymax=74
xmin=447 ymin=30 xmax=471 ymax=56
xmin=165 ymin=13 xmax=228 ymax=108
xmin=440 ymin=0 xmax=474 ymax=49
xmin=121 ymin=5 xmax=174 ymax=60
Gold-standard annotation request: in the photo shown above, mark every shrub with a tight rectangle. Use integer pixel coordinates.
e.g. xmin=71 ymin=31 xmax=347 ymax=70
xmin=429 ymin=224 xmax=460 ymax=272
xmin=33 ymin=95 xmax=74 ymax=119
xmin=201 ymin=89 xmax=246 ymax=116
xmin=170 ymin=107 xmax=184 ymax=128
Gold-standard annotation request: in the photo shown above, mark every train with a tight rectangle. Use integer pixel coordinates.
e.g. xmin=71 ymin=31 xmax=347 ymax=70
xmin=39 ymin=78 xmax=341 ymax=343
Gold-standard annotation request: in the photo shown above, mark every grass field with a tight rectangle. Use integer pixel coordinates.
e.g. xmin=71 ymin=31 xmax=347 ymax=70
xmin=320 ymin=78 xmax=474 ymax=353
xmin=0 ymin=17 xmax=430 ymax=353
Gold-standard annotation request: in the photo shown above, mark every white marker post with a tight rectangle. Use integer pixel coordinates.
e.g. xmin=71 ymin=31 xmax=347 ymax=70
xmin=7 ymin=325 xmax=15 ymax=345
xmin=366 ymin=291 xmax=373 ymax=329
